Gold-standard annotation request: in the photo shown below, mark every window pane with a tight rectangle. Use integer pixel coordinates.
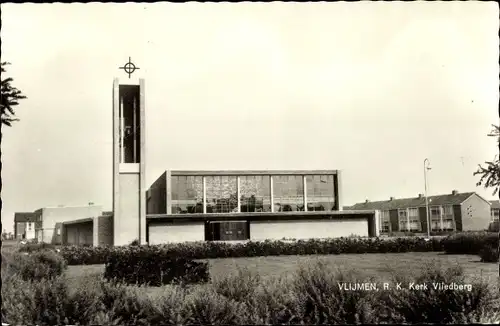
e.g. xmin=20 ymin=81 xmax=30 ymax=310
xmin=206 ymin=176 xmax=237 ymax=213
xmin=493 ymin=209 xmax=500 ymax=220
xmin=409 ymin=221 xmax=421 ymax=231
xmin=443 ymin=205 xmax=453 ymax=215
xmin=171 ymin=176 xmax=203 ymax=214
xmin=397 ymin=209 xmax=420 ymax=231
xmin=240 ymin=175 xmax=271 ymax=212
xmin=273 ymin=175 xmax=304 ymax=212
xmin=170 ymin=176 xmax=180 ymax=200
xmin=430 ymin=206 xmax=444 ymax=227
xmin=430 ymin=207 xmax=441 ymax=216
xmin=380 ymin=210 xmax=390 ymax=232
xmin=306 ymin=175 xmax=335 ymax=211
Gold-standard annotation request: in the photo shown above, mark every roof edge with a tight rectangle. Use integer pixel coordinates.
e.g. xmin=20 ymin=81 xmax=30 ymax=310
xmin=463 ymin=192 xmax=492 ymax=206
xmin=169 ymin=170 xmax=339 ymax=176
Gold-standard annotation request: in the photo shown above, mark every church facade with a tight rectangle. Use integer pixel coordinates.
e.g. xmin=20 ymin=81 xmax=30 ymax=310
xmin=144 ymin=170 xmax=380 ymax=244
xmin=33 ymin=75 xmax=380 ymax=246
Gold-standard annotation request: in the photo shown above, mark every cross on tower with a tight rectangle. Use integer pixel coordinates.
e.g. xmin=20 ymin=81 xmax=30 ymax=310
xmin=119 ymin=57 xmax=140 ymax=78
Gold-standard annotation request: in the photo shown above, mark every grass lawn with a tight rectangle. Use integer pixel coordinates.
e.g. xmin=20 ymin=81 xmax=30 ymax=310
xmin=65 ymin=252 xmax=498 ymax=291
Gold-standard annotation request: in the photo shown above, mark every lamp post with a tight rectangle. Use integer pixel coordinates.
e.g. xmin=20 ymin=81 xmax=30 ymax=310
xmin=424 ymin=158 xmax=431 ymax=238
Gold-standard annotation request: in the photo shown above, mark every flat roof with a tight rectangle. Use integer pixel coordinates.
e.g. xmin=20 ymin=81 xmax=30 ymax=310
xmin=147 ymin=210 xmax=375 ymax=223
xmin=62 ymin=218 xmax=93 ymax=225
xmin=40 ymin=204 xmax=103 ymax=209
xmin=169 ymin=170 xmax=339 ymax=176
xmin=14 ymin=212 xmax=36 ymax=223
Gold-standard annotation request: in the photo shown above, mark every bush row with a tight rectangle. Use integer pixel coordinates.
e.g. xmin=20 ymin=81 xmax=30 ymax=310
xmin=441 ymin=231 xmax=498 ymax=255
xmin=479 ymin=245 xmax=499 ymax=263
xmin=59 ymin=245 xmax=112 ymax=265
xmin=16 ymin=232 xmax=496 ymax=266
xmin=17 ymin=242 xmax=58 ymax=253
xmin=104 ymin=248 xmax=209 ymax=286
xmin=2 ymin=250 xmax=67 ymax=282
xmin=57 ymin=237 xmax=444 ymax=265
xmin=2 ymin=261 xmax=499 ymax=325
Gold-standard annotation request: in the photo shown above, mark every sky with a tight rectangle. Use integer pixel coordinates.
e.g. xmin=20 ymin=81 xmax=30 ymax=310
xmin=2 ymin=2 xmax=499 ymax=233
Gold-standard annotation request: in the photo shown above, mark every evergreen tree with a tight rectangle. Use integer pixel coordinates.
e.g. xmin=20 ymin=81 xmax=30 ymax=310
xmin=1 ymin=62 xmax=27 ymax=127
xmin=474 ymin=125 xmax=500 ymax=196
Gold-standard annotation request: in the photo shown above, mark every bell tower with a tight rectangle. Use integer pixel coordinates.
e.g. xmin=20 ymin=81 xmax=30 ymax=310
xmin=112 ymin=59 xmax=146 ymax=245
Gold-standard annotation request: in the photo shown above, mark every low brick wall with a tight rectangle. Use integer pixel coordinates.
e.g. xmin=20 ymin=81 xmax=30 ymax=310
xmin=97 ymin=215 xmax=113 ymax=246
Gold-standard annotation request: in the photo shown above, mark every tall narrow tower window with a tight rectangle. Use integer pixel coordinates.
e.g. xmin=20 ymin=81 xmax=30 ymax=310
xmin=119 ymin=85 xmax=141 ymax=163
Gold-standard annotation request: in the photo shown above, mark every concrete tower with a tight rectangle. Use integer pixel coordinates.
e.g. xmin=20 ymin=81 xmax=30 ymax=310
xmin=112 ymin=77 xmax=146 ymax=245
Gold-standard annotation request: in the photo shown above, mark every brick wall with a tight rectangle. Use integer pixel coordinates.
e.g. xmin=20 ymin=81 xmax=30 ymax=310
xmin=460 ymin=195 xmax=491 ymax=231
xmin=98 ymin=215 xmax=113 ymax=246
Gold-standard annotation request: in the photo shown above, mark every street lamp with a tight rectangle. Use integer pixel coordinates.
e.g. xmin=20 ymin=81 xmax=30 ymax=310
xmin=424 ymin=158 xmax=432 ymax=238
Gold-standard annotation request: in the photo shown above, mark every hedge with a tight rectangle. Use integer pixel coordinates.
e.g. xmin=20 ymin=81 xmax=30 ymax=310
xmin=2 ymin=250 xmax=67 ymax=282
xmin=59 ymin=245 xmax=112 ymax=265
xmin=17 ymin=243 xmax=57 ymax=253
xmin=479 ymin=244 xmax=499 ymax=263
xmin=441 ymin=231 xmax=498 ymax=255
xmin=56 ymin=237 xmax=444 ymax=265
xmin=17 ymin=232 xmax=497 ymax=266
xmin=104 ymin=246 xmax=209 ymax=286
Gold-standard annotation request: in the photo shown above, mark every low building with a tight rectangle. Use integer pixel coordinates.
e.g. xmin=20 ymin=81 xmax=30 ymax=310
xmin=144 ymin=170 xmax=380 ymax=244
xmin=14 ymin=212 xmax=36 ymax=240
xmin=14 ymin=204 xmax=112 ymax=245
xmin=345 ymin=190 xmax=492 ymax=235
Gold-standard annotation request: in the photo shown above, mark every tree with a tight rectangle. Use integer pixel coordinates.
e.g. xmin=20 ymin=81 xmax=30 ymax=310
xmin=1 ymin=62 xmax=27 ymax=127
xmin=474 ymin=124 xmax=500 ymax=196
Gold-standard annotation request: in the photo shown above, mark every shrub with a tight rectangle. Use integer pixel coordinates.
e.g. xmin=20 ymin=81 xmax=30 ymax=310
xmin=104 ymin=247 xmax=210 ymax=286
xmin=375 ymin=264 xmax=500 ymax=324
xmin=148 ymin=286 xmax=188 ymax=325
xmin=292 ymin=261 xmax=378 ymax=324
xmin=1 ymin=275 xmax=71 ymax=326
xmin=244 ymin=276 xmax=300 ymax=325
xmin=3 ymin=259 xmax=499 ymax=325
xmin=65 ymin=276 xmax=109 ymax=325
xmin=2 ymin=250 xmax=67 ymax=281
xmin=130 ymin=239 xmax=140 ymax=246
xmin=17 ymin=242 xmax=57 ymax=253
xmin=60 ymin=245 xmax=112 ymax=265
xmin=58 ymin=236 xmax=447 ymax=265
xmin=453 ymin=308 xmax=500 ymax=324
xmin=479 ymin=244 xmax=499 ymax=263
xmin=212 ymin=267 xmax=261 ymax=302
xmin=183 ymin=287 xmax=245 ymax=325
xmin=442 ymin=231 xmax=498 ymax=255
xmin=1 ymin=273 xmax=161 ymax=326
xmin=96 ymin=280 xmax=158 ymax=326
